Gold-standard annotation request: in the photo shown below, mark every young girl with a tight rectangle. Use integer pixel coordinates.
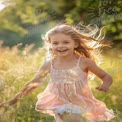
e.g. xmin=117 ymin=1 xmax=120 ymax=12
xmin=0 ymin=24 xmax=115 ymax=122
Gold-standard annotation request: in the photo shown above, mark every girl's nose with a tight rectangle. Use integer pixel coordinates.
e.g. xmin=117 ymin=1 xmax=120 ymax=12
xmin=58 ymin=43 xmax=63 ymax=48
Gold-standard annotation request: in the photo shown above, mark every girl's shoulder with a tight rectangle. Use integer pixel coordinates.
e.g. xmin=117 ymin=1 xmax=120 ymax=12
xmin=79 ymin=57 xmax=96 ymax=69
xmin=79 ymin=57 xmax=94 ymax=64
xmin=39 ymin=59 xmax=51 ymax=72
xmin=78 ymin=57 xmax=99 ymax=74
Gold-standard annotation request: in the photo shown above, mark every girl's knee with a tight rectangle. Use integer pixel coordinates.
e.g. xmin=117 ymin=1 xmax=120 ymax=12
xmin=63 ymin=113 xmax=85 ymax=122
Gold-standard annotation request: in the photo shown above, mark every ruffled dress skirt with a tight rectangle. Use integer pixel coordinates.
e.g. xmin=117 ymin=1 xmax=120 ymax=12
xmin=35 ymin=81 xmax=115 ymax=122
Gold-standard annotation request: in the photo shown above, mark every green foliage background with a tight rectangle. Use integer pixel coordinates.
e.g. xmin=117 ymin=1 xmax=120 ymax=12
xmin=0 ymin=0 xmax=122 ymax=47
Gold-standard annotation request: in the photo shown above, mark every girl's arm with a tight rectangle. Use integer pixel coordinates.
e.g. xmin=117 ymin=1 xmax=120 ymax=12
xmin=85 ymin=58 xmax=113 ymax=92
xmin=0 ymin=61 xmax=50 ymax=106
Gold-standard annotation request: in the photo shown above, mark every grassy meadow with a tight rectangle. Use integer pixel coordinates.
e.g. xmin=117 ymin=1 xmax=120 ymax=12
xmin=0 ymin=42 xmax=122 ymax=122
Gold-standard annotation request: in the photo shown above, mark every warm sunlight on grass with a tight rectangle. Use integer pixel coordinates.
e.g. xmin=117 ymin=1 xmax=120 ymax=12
xmin=0 ymin=41 xmax=121 ymax=122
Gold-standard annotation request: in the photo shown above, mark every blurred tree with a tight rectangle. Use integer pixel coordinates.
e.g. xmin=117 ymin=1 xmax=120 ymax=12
xmin=0 ymin=0 xmax=121 ymax=47
xmin=0 ymin=0 xmax=55 ymax=47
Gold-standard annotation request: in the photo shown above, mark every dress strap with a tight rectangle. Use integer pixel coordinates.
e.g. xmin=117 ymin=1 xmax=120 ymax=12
xmin=51 ymin=59 xmax=53 ymax=69
xmin=51 ymin=57 xmax=56 ymax=70
xmin=77 ymin=56 xmax=81 ymax=66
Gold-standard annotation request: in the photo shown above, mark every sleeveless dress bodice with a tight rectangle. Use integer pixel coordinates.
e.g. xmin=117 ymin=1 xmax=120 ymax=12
xmin=50 ymin=64 xmax=87 ymax=83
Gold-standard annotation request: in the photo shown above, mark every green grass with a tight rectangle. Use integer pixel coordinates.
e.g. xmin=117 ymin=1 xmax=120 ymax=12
xmin=0 ymin=43 xmax=121 ymax=122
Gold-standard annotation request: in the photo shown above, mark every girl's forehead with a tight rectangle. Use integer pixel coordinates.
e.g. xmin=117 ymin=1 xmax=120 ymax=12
xmin=49 ymin=33 xmax=72 ymax=41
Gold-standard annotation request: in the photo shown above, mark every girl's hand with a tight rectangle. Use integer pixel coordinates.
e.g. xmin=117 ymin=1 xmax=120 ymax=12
xmin=96 ymin=83 xmax=109 ymax=92
xmin=0 ymin=101 xmax=9 ymax=107
xmin=0 ymin=94 xmax=19 ymax=107
xmin=0 ymin=99 xmax=17 ymax=108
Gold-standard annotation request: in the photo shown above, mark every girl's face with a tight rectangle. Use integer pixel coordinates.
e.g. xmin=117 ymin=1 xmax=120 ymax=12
xmin=50 ymin=33 xmax=77 ymax=57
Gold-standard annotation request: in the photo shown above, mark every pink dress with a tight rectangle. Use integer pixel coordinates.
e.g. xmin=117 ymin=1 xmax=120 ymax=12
xmin=35 ymin=57 xmax=115 ymax=122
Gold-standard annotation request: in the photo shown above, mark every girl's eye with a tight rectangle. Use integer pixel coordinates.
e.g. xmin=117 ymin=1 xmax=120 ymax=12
xmin=64 ymin=41 xmax=69 ymax=44
xmin=52 ymin=42 xmax=58 ymax=45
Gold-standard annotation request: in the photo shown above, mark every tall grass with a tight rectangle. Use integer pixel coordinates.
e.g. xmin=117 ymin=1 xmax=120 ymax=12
xmin=0 ymin=42 xmax=121 ymax=122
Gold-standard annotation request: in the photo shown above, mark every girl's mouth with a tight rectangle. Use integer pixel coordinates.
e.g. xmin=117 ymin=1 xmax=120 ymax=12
xmin=57 ymin=49 xmax=68 ymax=52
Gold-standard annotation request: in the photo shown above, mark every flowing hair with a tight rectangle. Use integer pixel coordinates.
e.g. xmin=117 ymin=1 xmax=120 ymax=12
xmin=42 ymin=23 xmax=108 ymax=63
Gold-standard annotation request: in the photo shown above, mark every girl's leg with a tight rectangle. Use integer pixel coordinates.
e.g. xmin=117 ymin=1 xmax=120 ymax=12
xmin=60 ymin=113 xmax=86 ymax=122
xmin=54 ymin=112 xmax=65 ymax=122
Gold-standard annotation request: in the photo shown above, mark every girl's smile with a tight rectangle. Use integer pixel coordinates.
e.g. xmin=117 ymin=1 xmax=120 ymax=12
xmin=56 ymin=48 xmax=68 ymax=52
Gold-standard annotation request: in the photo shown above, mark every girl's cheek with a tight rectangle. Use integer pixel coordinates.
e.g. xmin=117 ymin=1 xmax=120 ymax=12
xmin=51 ymin=46 xmax=56 ymax=50
xmin=50 ymin=44 xmax=55 ymax=48
xmin=53 ymin=44 xmax=58 ymax=48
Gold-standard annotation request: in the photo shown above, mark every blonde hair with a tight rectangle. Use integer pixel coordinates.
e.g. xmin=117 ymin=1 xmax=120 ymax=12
xmin=43 ymin=23 xmax=107 ymax=63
